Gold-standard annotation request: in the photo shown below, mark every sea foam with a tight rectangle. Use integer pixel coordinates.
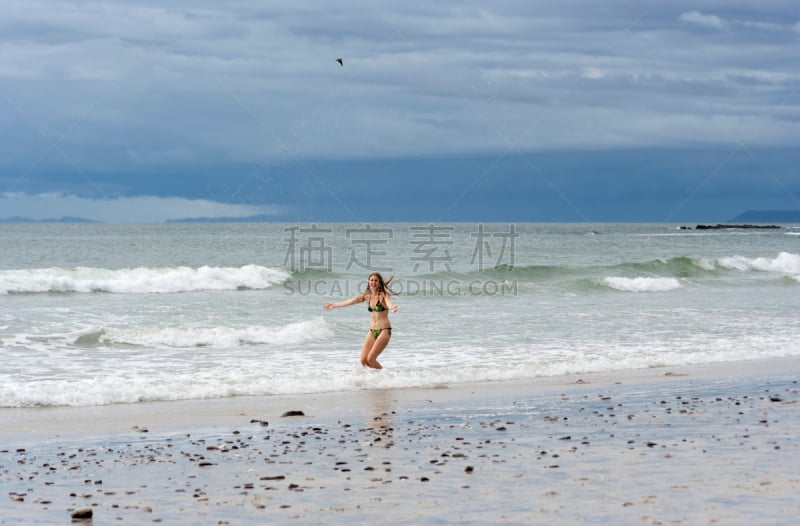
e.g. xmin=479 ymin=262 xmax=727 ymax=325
xmin=603 ymin=277 xmax=682 ymax=292
xmin=716 ymin=252 xmax=800 ymax=275
xmin=0 ymin=265 xmax=290 ymax=294
xmin=92 ymin=318 xmax=334 ymax=348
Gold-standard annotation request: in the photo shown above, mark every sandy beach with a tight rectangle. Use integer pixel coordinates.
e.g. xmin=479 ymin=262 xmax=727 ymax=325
xmin=2 ymin=358 xmax=798 ymax=525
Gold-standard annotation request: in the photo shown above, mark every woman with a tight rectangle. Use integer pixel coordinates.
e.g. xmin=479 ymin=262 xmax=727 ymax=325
xmin=324 ymin=273 xmax=398 ymax=369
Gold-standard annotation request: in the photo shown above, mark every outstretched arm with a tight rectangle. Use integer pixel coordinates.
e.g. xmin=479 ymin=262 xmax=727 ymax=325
xmin=324 ymin=293 xmax=365 ymax=310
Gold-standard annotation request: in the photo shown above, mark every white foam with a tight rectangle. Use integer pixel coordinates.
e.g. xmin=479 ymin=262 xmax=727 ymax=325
xmin=0 ymin=265 xmax=290 ymax=294
xmin=603 ymin=276 xmax=682 ymax=292
xmin=2 ymin=328 xmax=798 ymax=407
xmin=98 ymin=318 xmax=334 ymax=348
xmin=695 ymin=258 xmax=717 ymax=271
xmin=717 ymin=252 xmax=800 ymax=274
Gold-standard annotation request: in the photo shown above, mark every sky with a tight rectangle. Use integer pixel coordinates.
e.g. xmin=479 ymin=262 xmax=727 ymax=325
xmin=0 ymin=1 xmax=798 ymax=222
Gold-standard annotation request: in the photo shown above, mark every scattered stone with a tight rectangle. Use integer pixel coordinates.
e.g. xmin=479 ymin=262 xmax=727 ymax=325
xmin=5 ymin=372 xmax=797 ymax=524
xmin=70 ymin=507 xmax=93 ymax=520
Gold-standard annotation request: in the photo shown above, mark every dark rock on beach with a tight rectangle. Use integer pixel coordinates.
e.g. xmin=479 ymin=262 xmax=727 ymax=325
xmin=4 ymin=367 xmax=798 ymax=525
xmin=70 ymin=506 xmax=93 ymax=520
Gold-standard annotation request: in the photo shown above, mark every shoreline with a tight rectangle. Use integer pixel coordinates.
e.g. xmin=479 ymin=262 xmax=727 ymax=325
xmin=3 ymin=356 xmax=799 ymax=439
xmin=3 ymin=356 xmax=799 ymax=525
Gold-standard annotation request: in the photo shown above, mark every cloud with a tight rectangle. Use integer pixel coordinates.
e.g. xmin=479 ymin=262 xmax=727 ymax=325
xmin=0 ymin=193 xmax=286 ymax=222
xmin=736 ymin=20 xmax=790 ymax=33
xmin=680 ymin=11 xmax=726 ymax=30
xmin=581 ymin=67 xmax=606 ymax=79
xmin=0 ymin=0 xmax=797 ymax=221
xmin=1 ymin=3 xmax=794 ymax=151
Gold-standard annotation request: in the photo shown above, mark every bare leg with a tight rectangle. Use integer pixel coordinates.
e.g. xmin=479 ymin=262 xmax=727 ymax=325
xmin=365 ymin=330 xmax=391 ymax=369
xmin=359 ymin=333 xmax=374 ymax=367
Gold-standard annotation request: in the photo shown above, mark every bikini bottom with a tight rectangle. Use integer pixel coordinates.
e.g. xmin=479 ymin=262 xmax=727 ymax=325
xmin=369 ymin=328 xmax=392 ymax=339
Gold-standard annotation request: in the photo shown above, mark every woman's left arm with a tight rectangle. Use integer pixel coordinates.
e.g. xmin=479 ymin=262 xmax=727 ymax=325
xmin=383 ymin=292 xmax=399 ymax=313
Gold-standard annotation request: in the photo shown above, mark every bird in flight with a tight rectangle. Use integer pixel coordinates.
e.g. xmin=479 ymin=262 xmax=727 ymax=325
xmin=336 ymin=58 xmax=343 ymax=66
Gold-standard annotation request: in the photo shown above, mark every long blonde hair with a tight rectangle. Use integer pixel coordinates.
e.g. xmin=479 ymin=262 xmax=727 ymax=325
xmin=364 ymin=272 xmax=396 ymax=296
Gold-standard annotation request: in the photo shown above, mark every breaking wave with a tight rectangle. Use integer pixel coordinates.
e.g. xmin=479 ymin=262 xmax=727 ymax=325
xmin=0 ymin=265 xmax=290 ymax=294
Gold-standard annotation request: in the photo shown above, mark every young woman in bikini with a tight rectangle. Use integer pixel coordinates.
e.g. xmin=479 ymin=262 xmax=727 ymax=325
xmin=323 ymin=272 xmax=398 ymax=369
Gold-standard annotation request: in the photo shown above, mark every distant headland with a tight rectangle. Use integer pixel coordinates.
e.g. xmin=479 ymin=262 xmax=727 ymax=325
xmin=679 ymin=224 xmax=781 ymax=230
xmin=730 ymin=210 xmax=800 ymax=223
xmin=678 ymin=209 xmax=800 ymax=229
xmin=0 ymin=216 xmax=98 ymax=223
xmin=1 ymin=209 xmax=798 ymax=224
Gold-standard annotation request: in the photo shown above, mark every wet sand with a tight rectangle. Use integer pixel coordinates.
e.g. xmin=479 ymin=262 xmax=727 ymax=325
xmin=2 ymin=358 xmax=799 ymax=525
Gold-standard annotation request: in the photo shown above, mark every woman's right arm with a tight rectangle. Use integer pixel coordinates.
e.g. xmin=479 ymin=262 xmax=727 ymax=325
xmin=324 ymin=293 xmax=364 ymax=310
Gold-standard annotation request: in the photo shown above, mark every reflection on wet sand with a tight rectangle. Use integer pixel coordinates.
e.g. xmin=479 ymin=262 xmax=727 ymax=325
xmin=365 ymin=389 xmax=395 ymax=450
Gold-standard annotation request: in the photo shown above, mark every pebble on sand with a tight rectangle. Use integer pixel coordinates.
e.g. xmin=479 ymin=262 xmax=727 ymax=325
xmin=70 ymin=506 xmax=93 ymax=520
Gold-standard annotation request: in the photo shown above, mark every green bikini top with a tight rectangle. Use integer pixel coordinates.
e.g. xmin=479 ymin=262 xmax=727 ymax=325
xmin=368 ymin=297 xmax=386 ymax=312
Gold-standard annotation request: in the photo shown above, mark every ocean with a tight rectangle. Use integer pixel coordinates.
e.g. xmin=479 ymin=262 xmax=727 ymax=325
xmin=1 ymin=222 xmax=798 ymax=408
